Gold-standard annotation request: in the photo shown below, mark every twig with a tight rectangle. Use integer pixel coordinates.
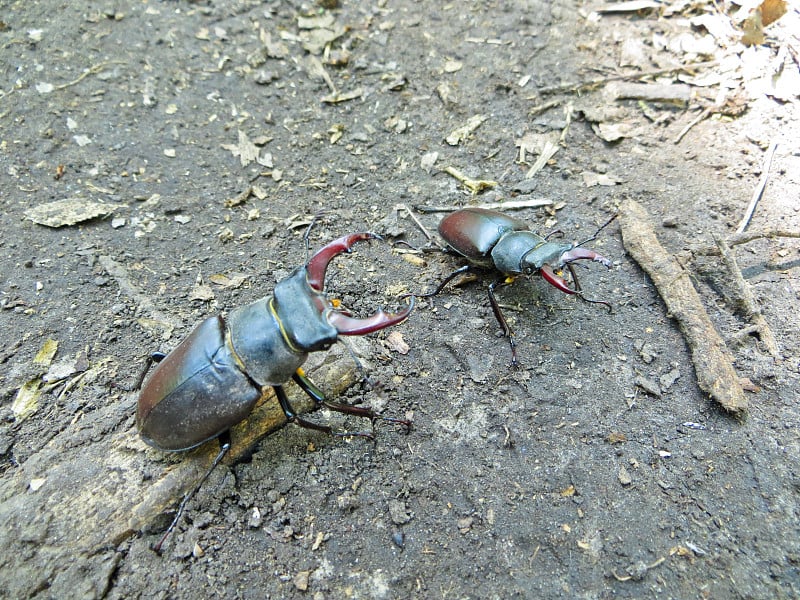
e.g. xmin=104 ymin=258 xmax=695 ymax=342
xmin=688 ymin=229 xmax=800 ymax=256
xmin=714 ymin=236 xmax=780 ymax=357
xmin=534 ymin=60 xmax=718 ymax=97
xmin=54 ymin=61 xmax=125 ymax=91
xmin=735 ymin=141 xmax=778 ymax=234
xmin=443 ymin=166 xmax=497 ymax=194
xmin=619 ymin=199 xmax=747 ymax=413
xmin=414 ymin=198 xmax=553 ymax=213
xmin=673 ymin=106 xmax=713 ymax=144
xmin=395 ymin=204 xmax=438 ymax=245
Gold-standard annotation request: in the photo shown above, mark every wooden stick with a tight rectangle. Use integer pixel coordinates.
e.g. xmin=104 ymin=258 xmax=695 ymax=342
xmin=619 ymin=199 xmax=747 ymax=413
xmin=714 ymin=236 xmax=780 ymax=358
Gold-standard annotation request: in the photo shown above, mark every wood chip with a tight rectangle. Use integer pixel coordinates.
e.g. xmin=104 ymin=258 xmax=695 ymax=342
xmin=25 ymin=198 xmax=114 ymax=228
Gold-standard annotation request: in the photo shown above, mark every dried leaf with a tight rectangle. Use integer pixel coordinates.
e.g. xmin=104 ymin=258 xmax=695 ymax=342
xmin=581 ymin=171 xmax=621 ymax=187
xmin=189 ymin=284 xmax=215 ymax=302
xmin=221 ymin=130 xmax=260 ymax=167
xmin=606 ymin=432 xmax=627 ymax=444
xmin=760 ymin=0 xmax=787 ymax=27
xmin=321 ymin=88 xmax=363 ymax=104
xmin=12 ymin=379 xmax=42 ymax=421
xmin=33 ymin=339 xmax=59 ymax=367
xmin=25 ymin=198 xmax=114 ymax=227
xmin=445 ymin=114 xmax=488 ymax=146
xmin=384 ymin=331 xmax=410 ymax=355
xmin=594 ymin=1 xmax=661 ymax=13
xmin=209 ymin=273 xmax=247 ymax=289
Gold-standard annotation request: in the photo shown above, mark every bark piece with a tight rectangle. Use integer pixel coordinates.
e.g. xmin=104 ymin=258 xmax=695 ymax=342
xmin=619 ymin=199 xmax=747 ymax=413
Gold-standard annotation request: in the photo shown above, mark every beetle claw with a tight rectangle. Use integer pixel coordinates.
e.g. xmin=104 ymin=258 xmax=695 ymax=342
xmin=560 ymin=246 xmax=612 ymax=269
xmin=306 ymin=232 xmax=380 ymax=291
xmin=329 ymin=295 xmax=415 ymax=336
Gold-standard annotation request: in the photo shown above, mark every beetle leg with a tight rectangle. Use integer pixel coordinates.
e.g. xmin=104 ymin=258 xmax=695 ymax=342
xmin=292 ymin=370 xmax=412 ymax=429
xmin=414 ymin=264 xmax=474 ymax=299
xmin=276 ymin=384 xmax=375 ymax=439
xmin=133 ymin=351 xmax=167 ymax=391
xmin=541 ymin=264 xmax=612 ymax=312
xmin=328 ymin=295 xmax=415 ymax=336
xmin=306 ymin=232 xmax=379 ymax=291
xmin=152 ymin=431 xmax=232 ymax=554
xmin=488 ymin=278 xmax=520 ymax=368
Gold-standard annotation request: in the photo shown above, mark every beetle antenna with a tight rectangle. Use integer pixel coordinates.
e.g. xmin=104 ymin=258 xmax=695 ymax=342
xmin=303 ymin=211 xmax=331 ymax=262
xmin=577 ymin=213 xmax=618 ymax=247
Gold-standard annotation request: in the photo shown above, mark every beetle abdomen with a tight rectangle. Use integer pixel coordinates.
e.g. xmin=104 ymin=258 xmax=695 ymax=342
xmin=438 ymin=208 xmax=528 ymax=265
xmin=137 ymin=315 xmax=262 ymax=451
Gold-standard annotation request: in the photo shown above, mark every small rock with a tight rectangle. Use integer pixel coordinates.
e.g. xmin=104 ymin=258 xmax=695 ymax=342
xmin=293 ymin=570 xmax=310 ymax=592
xmin=457 ymin=516 xmax=473 ymax=533
xmin=392 ymin=531 xmax=405 ymax=549
xmin=388 ymin=499 xmax=412 ymax=525
xmin=634 ymin=375 xmax=661 ymax=397
xmin=618 ymin=465 xmax=632 ymax=486
xmin=659 ymin=367 xmax=681 ymax=391
xmin=248 ymin=506 xmax=262 ymax=529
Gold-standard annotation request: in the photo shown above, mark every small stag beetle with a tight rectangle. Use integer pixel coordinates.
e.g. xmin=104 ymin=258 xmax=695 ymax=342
xmin=416 ymin=207 xmax=614 ymax=366
xmin=137 ymin=232 xmax=414 ymax=551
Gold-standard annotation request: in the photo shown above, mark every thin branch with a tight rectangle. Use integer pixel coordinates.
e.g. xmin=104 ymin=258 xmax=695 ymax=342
xmin=736 ymin=141 xmax=778 ymax=234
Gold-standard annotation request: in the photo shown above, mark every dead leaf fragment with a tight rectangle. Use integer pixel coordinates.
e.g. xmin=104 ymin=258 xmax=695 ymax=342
xmin=741 ymin=0 xmax=787 ymax=44
xmin=384 ymin=331 xmax=410 ymax=355
xmin=33 ymin=339 xmax=59 ymax=367
xmin=221 ymin=130 xmax=260 ymax=167
xmin=759 ymin=0 xmax=787 ymax=27
xmin=209 ymin=273 xmax=247 ymax=289
xmin=189 ymin=284 xmax=215 ymax=302
xmin=321 ymin=88 xmax=363 ymax=104
xmin=293 ymin=570 xmax=310 ymax=592
xmin=25 ymin=198 xmax=114 ymax=228
xmin=12 ymin=379 xmax=42 ymax=421
xmin=606 ymin=432 xmax=627 ymax=444
xmin=445 ymin=115 xmax=488 ymax=145
xmin=581 ymin=171 xmax=621 ymax=187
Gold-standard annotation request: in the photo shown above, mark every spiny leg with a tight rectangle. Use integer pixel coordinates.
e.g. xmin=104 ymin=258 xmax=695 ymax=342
xmin=134 ymin=351 xmax=167 ymax=390
xmin=276 ymin=382 xmax=374 ymax=439
xmin=413 ymin=264 xmax=474 ymax=299
xmin=565 ymin=264 xmax=612 ymax=312
xmin=487 ymin=278 xmax=520 ymax=368
xmin=293 ymin=370 xmax=411 ymax=429
xmin=152 ymin=431 xmax=232 ymax=555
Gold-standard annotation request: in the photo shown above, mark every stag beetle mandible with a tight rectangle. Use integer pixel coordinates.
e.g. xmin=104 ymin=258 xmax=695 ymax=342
xmin=415 ymin=207 xmax=614 ymax=366
xmin=137 ymin=232 xmax=414 ymax=551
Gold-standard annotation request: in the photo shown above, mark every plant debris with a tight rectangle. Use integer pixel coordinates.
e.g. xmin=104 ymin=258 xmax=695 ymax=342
xmin=25 ymin=199 xmax=115 ymax=228
xmin=619 ymin=199 xmax=747 ymax=413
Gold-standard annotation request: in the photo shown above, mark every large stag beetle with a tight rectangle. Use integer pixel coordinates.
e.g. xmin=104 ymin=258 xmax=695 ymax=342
xmin=415 ymin=207 xmax=614 ymax=366
xmin=137 ymin=232 xmax=414 ymax=551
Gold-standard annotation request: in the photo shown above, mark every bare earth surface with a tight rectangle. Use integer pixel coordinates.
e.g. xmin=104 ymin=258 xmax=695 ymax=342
xmin=1 ymin=0 xmax=799 ymax=598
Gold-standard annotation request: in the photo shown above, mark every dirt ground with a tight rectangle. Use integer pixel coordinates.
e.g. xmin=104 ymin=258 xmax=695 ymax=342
xmin=1 ymin=0 xmax=799 ymax=598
